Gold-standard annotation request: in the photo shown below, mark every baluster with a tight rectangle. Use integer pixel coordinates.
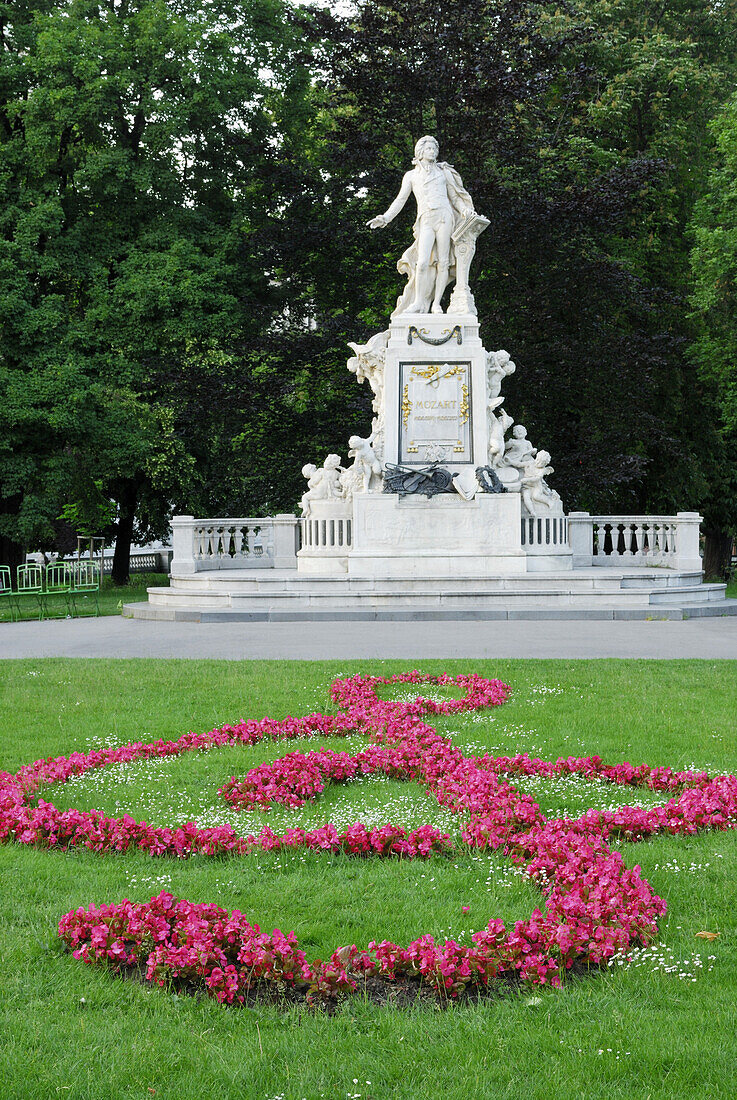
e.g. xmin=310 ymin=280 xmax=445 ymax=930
xmin=655 ymin=521 xmax=668 ymax=558
xmin=664 ymin=521 xmax=677 ymax=558
xmin=233 ymin=526 xmax=244 ymax=559
xmin=669 ymin=522 xmax=677 ymax=558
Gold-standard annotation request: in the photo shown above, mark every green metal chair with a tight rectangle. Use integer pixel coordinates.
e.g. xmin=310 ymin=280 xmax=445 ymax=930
xmin=71 ymin=560 xmax=100 ymax=617
xmin=43 ymin=561 xmax=74 ymax=619
xmin=15 ymin=564 xmax=44 ymax=620
xmin=0 ymin=565 xmax=15 ymax=622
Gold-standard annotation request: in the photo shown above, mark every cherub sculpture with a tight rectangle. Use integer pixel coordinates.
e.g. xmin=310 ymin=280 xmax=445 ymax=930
xmin=299 ymin=455 xmax=344 ymax=516
xmin=521 ymin=450 xmax=562 ymax=515
xmin=501 ymin=425 xmax=536 ymax=471
xmin=486 ymin=350 xmax=516 ymax=402
xmin=340 ymin=435 xmax=382 ymax=498
xmin=488 ymin=408 xmax=514 ymax=467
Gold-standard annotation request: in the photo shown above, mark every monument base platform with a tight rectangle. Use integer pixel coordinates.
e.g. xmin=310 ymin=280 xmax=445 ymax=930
xmin=297 ymin=494 xmax=572 ymax=578
xmin=126 ymin=566 xmax=733 ymax=622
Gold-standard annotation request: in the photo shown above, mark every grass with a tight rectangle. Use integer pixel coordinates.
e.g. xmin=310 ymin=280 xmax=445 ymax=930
xmin=1 ymin=658 xmax=736 ymax=1100
xmin=97 ymin=571 xmax=169 ymax=616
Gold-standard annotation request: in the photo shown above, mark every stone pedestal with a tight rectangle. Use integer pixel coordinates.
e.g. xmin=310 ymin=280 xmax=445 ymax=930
xmin=348 ymin=493 xmax=527 ymax=578
xmin=383 ymin=313 xmax=486 ymax=473
xmin=296 ymin=310 xmax=572 ymax=578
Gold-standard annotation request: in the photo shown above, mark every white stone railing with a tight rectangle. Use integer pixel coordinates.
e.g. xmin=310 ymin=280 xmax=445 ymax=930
xmin=567 ymin=512 xmax=703 ymax=571
xmin=300 ymin=504 xmax=353 ymax=553
xmin=57 ymin=548 xmax=173 ymax=574
xmin=520 ymin=514 xmax=568 ymax=553
xmin=170 ymin=515 xmax=299 ymax=573
xmin=297 ymin=500 xmax=353 ymax=575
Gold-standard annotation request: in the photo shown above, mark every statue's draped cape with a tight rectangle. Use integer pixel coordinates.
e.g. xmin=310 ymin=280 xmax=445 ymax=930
xmin=394 ymin=162 xmax=475 ymax=315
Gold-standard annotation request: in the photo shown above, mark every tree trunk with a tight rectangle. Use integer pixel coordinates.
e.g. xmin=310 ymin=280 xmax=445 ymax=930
xmin=0 ymin=534 xmax=24 ymax=575
xmin=111 ymin=482 xmax=138 ymax=586
xmin=702 ymin=528 xmax=733 ymax=581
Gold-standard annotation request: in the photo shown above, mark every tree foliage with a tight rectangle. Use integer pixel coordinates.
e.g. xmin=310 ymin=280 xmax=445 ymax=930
xmin=294 ymin=0 xmax=736 ymax=513
xmin=0 ymin=0 xmax=308 ymax=578
xmin=689 ymin=90 xmax=737 ymax=576
xmin=1 ymin=0 xmax=736 ymax=573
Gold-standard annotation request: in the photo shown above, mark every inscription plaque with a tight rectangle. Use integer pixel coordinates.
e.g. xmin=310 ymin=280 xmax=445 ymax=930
xmin=398 ymin=361 xmax=472 ymax=464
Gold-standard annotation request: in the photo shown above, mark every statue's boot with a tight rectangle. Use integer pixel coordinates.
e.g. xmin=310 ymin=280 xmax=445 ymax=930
xmin=431 ymin=263 xmax=450 ymax=314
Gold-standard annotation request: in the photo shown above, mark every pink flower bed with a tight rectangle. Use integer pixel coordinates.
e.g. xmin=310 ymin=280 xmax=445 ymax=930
xmin=4 ymin=671 xmax=736 ymax=1005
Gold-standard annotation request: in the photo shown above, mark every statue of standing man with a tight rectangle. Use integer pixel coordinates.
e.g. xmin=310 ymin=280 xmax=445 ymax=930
xmin=367 ymin=135 xmax=489 ymax=316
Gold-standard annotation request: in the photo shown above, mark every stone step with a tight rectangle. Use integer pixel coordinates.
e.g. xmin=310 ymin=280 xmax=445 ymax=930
xmin=124 ymin=599 xmax=737 ymax=623
xmin=649 ymin=583 xmax=727 ymax=605
xmin=149 ymin=586 xmax=658 ymax=611
xmin=161 ymin=568 xmax=707 ymax=599
xmin=147 ymin=579 xmax=726 ymax=611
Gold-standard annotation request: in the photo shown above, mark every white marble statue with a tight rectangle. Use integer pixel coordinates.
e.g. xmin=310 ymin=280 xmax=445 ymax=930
xmin=340 ymin=435 xmax=382 ymax=498
xmin=367 ymin=135 xmax=489 ymax=316
xmin=521 ymin=450 xmax=562 ymax=515
xmin=347 ymin=330 xmax=388 ymax=462
xmin=501 ymin=424 xmax=536 ymax=471
xmin=486 ymin=350 xmax=516 ymax=401
xmin=300 ymin=455 xmax=344 ymax=516
xmin=488 ymin=407 xmax=514 ymax=467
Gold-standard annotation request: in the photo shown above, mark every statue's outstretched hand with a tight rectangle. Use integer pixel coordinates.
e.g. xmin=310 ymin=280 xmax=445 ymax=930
xmin=367 ymin=214 xmax=387 ymax=229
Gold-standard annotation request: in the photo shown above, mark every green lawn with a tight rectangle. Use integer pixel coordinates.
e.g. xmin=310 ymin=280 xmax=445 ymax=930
xmin=1 ymin=659 xmax=736 ymax=1100
xmin=97 ymin=571 xmax=169 ymax=615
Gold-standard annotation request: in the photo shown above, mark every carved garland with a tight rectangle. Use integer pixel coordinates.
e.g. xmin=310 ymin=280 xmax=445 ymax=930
xmin=407 ymin=325 xmax=463 ymax=347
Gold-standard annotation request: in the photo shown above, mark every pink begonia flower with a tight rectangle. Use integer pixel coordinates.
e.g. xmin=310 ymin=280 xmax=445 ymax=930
xmin=3 ymin=670 xmax=731 ymax=1004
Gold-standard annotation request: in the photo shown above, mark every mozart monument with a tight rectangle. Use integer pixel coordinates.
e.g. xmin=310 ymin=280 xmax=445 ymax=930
xmin=142 ymin=137 xmax=720 ymax=620
xmin=298 ymin=134 xmax=570 ymax=578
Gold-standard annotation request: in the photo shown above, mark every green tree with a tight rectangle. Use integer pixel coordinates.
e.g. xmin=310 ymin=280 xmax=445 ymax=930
xmin=0 ymin=0 xmax=305 ymax=580
xmin=689 ymin=91 xmax=737 ymax=578
xmin=291 ymin=0 xmax=737 ymax=515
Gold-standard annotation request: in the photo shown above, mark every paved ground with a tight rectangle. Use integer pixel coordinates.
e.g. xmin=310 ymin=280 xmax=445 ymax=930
xmin=1 ymin=614 xmax=737 ymax=659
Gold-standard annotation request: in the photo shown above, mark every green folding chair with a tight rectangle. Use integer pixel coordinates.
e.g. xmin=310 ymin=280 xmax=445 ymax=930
xmin=71 ymin=561 xmax=100 ymax=617
xmin=15 ymin=564 xmax=44 ymax=620
xmin=43 ymin=561 xmax=74 ymax=619
xmin=0 ymin=565 xmax=15 ymax=622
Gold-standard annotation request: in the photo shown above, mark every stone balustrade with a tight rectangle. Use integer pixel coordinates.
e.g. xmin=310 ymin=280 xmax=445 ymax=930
xmin=171 ymin=515 xmax=299 ymax=573
xmin=297 ymin=500 xmax=353 ymax=575
xmin=567 ymin=512 xmax=703 ymax=571
xmin=171 ymin=510 xmax=703 ymax=576
xmin=520 ymin=514 xmax=568 ymax=553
